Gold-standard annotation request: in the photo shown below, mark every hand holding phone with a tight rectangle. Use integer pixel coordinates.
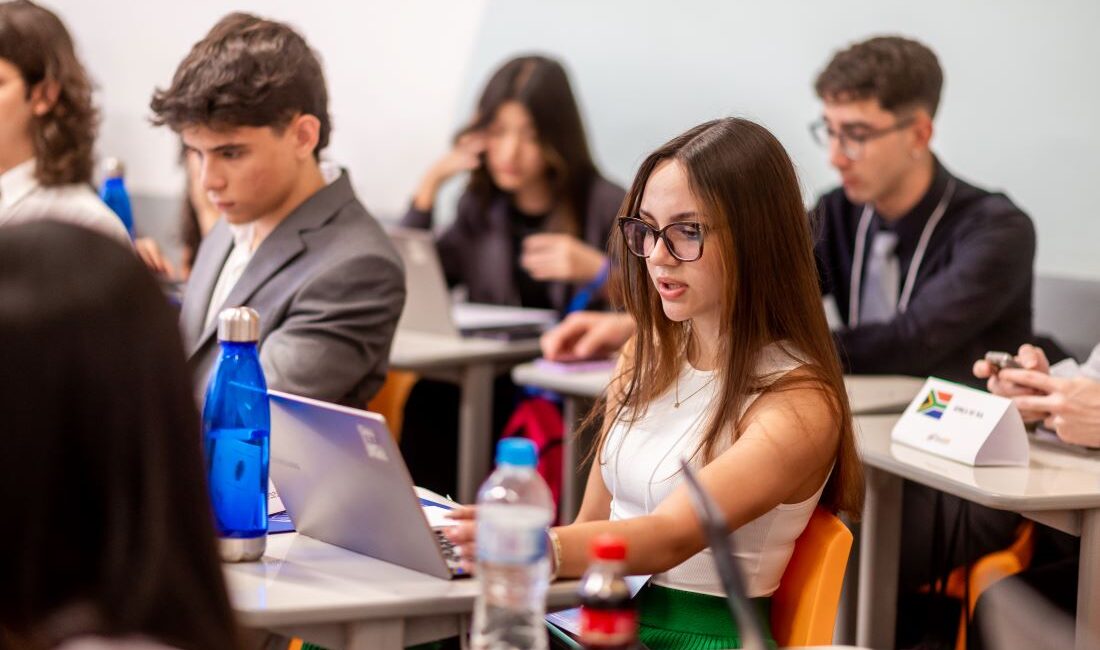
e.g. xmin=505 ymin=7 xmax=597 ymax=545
xmin=984 ymin=351 xmax=1022 ymax=372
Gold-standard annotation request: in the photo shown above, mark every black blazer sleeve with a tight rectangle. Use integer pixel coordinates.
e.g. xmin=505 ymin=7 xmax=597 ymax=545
xmin=810 ymin=202 xmax=835 ymax=298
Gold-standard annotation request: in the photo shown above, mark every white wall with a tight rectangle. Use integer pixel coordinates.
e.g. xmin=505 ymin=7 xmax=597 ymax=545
xmin=48 ymin=0 xmax=1100 ymax=278
xmin=47 ymin=0 xmax=488 ymax=214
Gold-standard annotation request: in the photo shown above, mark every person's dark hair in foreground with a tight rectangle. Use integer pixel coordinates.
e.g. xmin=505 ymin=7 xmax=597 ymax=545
xmin=0 ymin=222 xmax=239 ymax=650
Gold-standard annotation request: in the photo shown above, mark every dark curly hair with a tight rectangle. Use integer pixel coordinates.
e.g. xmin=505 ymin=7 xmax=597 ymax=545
xmin=149 ymin=12 xmax=330 ymax=158
xmin=814 ymin=35 xmax=943 ymax=117
xmin=0 ymin=0 xmax=98 ymax=186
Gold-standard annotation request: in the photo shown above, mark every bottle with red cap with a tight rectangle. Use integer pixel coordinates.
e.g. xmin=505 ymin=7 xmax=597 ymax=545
xmin=578 ymin=535 xmax=637 ymax=650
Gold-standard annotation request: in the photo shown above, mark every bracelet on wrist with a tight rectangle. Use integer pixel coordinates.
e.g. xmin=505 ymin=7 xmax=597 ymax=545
xmin=547 ymin=529 xmax=563 ymax=581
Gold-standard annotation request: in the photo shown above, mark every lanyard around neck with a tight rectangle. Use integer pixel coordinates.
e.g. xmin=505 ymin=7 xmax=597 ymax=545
xmin=847 ymin=178 xmax=958 ymax=327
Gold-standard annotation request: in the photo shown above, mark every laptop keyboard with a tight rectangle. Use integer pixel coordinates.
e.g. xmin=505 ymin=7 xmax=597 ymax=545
xmin=434 ymin=528 xmax=468 ymax=576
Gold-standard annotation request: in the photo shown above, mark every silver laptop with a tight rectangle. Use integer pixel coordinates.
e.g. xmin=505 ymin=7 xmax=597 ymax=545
xmin=268 ymin=389 xmax=467 ymax=579
xmin=388 ymin=227 xmax=558 ymax=339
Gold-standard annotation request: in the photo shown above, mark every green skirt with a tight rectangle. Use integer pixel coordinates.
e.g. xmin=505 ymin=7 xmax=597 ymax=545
xmin=636 ymin=584 xmax=776 ymax=650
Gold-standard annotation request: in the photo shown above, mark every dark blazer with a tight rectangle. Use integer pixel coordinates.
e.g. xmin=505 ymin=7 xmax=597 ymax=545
xmin=181 ymin=171 xmax=406 ymax=406
xmin=814 ymin=160 xmax=1035 ymax=385
xmin=401 ymin=174 xmax=626 ymax=313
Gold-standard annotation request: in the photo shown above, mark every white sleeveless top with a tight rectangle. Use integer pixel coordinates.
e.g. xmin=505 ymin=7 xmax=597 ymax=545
xmin=600 ymin=343 xmax=827 ymax=598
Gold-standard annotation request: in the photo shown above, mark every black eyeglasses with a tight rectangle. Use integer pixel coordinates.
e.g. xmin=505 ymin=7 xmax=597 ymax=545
xmin=618 ymin=217 xmax=707 ymax=262
xmin=809 ymin=117 xmax=914 ymax=161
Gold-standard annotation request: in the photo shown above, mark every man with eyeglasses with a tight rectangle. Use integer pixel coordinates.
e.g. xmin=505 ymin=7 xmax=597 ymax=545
xmin=810 ymin=35 xmax=1037 ymax=648
xmin=811 ymin=35 xmax=1035 ymax=383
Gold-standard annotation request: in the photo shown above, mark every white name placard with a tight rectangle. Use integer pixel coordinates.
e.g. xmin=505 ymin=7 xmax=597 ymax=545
xmin=891 ymin=377 xmax=1029 ymax=467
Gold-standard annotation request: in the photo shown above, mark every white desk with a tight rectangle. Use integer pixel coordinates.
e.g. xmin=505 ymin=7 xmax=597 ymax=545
xmin=226 ymin=533 xmax=579 ymax=650
xmin=510 ymin=363 xmax=926 ymax=521
xmin=511 ymin=362 xmax=615 ymax=399
xmin=389 ymin=331 xmax=543 ymax=502
xmin=854 ymin=414 xmax=1100 ymax=650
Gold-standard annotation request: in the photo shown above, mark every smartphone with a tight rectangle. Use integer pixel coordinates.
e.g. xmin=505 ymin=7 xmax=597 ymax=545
xmin=984 ymin=351 xmax=1022 ymax=371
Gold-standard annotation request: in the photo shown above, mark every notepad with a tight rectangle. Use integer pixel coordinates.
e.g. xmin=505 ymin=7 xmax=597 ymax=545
xmin=534 ymin=357 xmax=616 ymax=373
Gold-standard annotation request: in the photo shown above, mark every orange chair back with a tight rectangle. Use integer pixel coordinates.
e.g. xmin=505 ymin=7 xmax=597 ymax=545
xmin=366 ymin=370 xmax=419 ymax=441
xmin=770 ymin=507 xmax=853 ymax=647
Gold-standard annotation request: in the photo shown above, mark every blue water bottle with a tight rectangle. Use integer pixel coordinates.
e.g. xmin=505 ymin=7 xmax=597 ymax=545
xmin=202 ymin=306 xmax=269 ymax=562
xmin=99 ymin=157 xmax=134 ymax=239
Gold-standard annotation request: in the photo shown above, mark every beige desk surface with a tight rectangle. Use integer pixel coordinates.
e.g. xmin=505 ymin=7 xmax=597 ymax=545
xmin=390 ymin=331 xmax=542 ymax=371
xmin=857 ymin=414 xmax=1100 ymax=510
xmin=853 ymin=414 xmax=1100 ymax=650
xmin=227 ymin=533 xmax=578 ymax=648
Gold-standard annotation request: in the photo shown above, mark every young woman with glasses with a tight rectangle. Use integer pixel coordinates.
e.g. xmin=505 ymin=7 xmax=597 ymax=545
xmin=448 ymin=117 xmax=863 ymax=649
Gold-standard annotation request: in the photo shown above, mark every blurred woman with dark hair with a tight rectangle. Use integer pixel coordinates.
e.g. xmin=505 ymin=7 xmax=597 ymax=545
xmin=0 ymin=1 xmax=128 ymax=244
xmin=0 ymin=222 xmax=240 ymax=650
xmin=403 ymin=54 xmax=625 ymax=312
xmin=400 ymin=55 xmax=626 ymax=496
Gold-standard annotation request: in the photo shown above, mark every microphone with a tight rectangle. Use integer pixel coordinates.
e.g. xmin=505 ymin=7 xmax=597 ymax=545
xmin=679 ymin=458 xmax=768 ymax=650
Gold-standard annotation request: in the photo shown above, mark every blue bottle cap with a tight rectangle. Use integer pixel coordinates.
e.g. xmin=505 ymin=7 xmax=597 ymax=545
xmin=496 ymin=438 xmax=537 ymax=468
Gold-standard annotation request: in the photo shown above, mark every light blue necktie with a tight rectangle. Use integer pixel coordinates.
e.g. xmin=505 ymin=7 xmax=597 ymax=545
xmin=860 ymin=230 xmax=900 ymax=324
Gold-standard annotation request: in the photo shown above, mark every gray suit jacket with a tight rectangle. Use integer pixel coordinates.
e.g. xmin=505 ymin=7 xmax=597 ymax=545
xmin=181 ymin=171 xmax=405 ymax=406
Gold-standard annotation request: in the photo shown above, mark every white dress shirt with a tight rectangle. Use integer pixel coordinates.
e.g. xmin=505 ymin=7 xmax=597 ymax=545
xmin=203 ymin=223 xmax=256 ymax=328
xmin=0 ymin=158 xmax=130 ymax=245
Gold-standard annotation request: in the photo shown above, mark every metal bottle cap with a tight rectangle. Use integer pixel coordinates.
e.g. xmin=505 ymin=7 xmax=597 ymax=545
xmin=217 ymin=306 xmax=260 ymax=342
xmin=220 ymin=535 xmax=266 ymax=562
xmin=102 ymin=156 xmax=125 ymax=179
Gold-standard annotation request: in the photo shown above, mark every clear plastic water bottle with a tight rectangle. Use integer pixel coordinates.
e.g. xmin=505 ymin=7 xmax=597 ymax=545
xmin=472 ymin=438 xmax=555 ymax=650
xmin=202 ymin=306 xmax=269 ymax=562
xmin=99 ymin=157 xmax=134 ymax=239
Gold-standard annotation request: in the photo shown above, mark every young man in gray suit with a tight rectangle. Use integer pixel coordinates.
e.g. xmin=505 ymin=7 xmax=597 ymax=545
xmin=150 ymin=13 xmax=405 ymax=407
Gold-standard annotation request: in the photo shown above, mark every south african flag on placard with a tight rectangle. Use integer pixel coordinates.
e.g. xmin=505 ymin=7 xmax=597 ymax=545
xmin=918 ymin=390 xmax=953 ymax=420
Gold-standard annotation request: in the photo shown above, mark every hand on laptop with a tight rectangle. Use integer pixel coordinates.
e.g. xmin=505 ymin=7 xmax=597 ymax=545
xmin=541 ymin=311 xmax=634 ymax=361
xmin=443 ymin=505 xmax=477 ymax=574
xmin=973 ymin=344 xmax=1051 ymax=422
xmin=521 ymin=233 xmax=606 ymax=283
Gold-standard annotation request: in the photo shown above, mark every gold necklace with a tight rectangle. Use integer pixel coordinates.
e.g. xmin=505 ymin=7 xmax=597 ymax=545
xmin=674 ymin=371 xmax=715 ymax=408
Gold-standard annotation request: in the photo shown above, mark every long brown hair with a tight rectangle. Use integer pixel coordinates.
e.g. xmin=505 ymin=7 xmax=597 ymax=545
xmin=600 ymin=118 xmax=862 ymax=517
xmin=0 ymin=0 xmax=98 ymax=186
xmin=463 ymin=55 xmax=598 ymax=235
